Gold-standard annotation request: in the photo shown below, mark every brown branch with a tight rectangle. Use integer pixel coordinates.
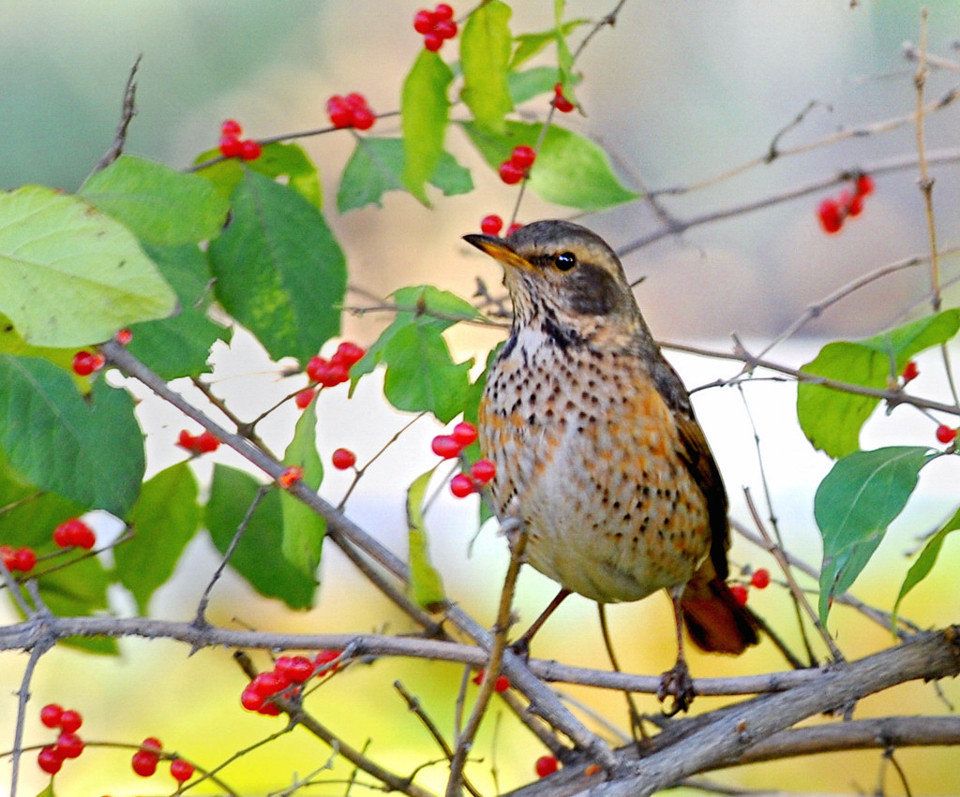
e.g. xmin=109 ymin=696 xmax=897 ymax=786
xmin=90 ymin=55 xmax=141 ymax=176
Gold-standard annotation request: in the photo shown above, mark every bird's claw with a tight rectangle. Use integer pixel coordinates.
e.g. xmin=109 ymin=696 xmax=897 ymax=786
xmin=657 ymin=659 xmax=695 ymax=716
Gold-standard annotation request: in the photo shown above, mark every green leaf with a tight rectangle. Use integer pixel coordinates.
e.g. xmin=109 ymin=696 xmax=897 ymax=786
xmin=246 ymin=142 xmax=323 ymax=209
xmin=280 ymin=400 xmax=325 ymax=576
xmin=893 ymin=504 xmax=960 ymax=623
xmin=509 ymin=66 xmax=564 ymax=105
xmin=79 ymin=155 xmax=230 ymax=245
xmin=0 ymin=449 xmax=85 ymax=547
xmin=126 ymin=243 xmax=228 ymax=380
xmin=402 ymin=50 xmax=454 ymax=205
xmin=0 ymin=312 xmax=81 ymax=376
xmin=338 ymin=139 xmax=472 ymax=213
xmin=116 ymin=462 xmax=200 ymax=613
xmin=798 ymin=310 xmax=960 ymax=458
xmin=554 ymin=0 xmax=574 ymax=79
xmin=208 ymin=171 xmax=347 ymax=364
xmin=509 ymin=19 xmax=588 ymax=69
xmin=0 ymin=355 xmax=144 ymax=515
xmin=0 ymin=186 xmax=177 ymax=347
xmin=815 ymin=446 xmax=933 ymax=624
xmin=382 ymin=324 xmax=474 ymax=423
xmin=36 ymin=782 xmax=56 ymax=797
xmin=406 ymin=468 xmax=446 ymax=609
xmin=461 ymin=120 xmax=638 ymax=210
xmin=206 ymin=465 xmax=316 ymax=609
xmin=36 ymin=552 xmax=117 ymax=654
xmin=193 ymin=151 xmax=245 ymax=199
xmin=460 ymin=0 xmax=514 ymax=132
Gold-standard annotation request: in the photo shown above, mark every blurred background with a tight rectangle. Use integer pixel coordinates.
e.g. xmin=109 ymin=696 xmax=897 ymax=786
xmin=2 ymin=1 xmax=960 ymax=794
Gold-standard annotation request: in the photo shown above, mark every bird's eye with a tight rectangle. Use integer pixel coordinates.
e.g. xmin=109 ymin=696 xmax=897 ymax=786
xmin=555 ymin=251 xmax=577 ymax=271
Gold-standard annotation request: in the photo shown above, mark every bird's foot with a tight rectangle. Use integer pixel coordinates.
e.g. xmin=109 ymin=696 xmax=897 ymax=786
xmin=657 ymin=658 xmax=696 ymax=716
xmin=507 ymin=636 xmax=531 ymax=661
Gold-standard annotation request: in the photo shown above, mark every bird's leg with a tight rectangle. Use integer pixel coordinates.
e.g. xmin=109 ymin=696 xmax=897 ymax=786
xmin=657 ymin=587 xmax=696 ymax=715
xmin=509 ymin=588 xmax=571 ymax=659
xmin=597 ymin=604 xmax=649 ymax=744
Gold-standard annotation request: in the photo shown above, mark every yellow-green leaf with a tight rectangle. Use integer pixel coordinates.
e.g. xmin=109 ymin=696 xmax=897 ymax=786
xmin=460 ymin=0 xmax=514 ymax=132
xmin=406 ymin=468 xmax=446 ymax=609
xmin=402 ymin=50 xmax=454 ymax=205
xmin=280 ymin=399 xmax=325 ymax=576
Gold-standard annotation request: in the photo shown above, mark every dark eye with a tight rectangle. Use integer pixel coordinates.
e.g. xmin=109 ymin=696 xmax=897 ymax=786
xmin=555 ymin=251 xmax=577 ymax=271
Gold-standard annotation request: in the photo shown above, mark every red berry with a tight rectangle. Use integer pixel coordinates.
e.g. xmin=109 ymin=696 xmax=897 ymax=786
xmin=498 ymin=160 xmax=524 ymax=184
xmin=332 ymin=341 xmax=366 ymax=367
xmin=38 ymin=745 xmax=63 ymax=775
xmin=423 ymin=31 xmax=444 ymax=51
xmin=306 ymin=356 xmax=329 ymax=383
xmin=535 ymin=755 xmax=559 ymax=778
xmin=480 ymin=214 xmax=503 ymax=235
xmin=343 ymin=92 xmax=366 ymax=110
xmin=840 ymin=190 xmax=863 ymax=218
xmin=53 ymin=518 xmax=95 ymax=549
xmin=433 ymin=3 xmax=454 ymax=21
xmin=510 ymin=145 xmax=536 ymax=169
xmin=332 ymin=448 xmax=357 ymax=470
xmin=278 ymin=466 xmax=303 ymax=489
xmin=413 ymin=9 xmax=435 ymax=33
xmin=506 ymin=223 xmax=523 ymax=235
xmin=218 ymin=135 xmax=243 ymax=159
xmin=115 ymin=328 xmax=133 ymax=345
xmin=221 ymin=119 xmax=243 ymax=137
xmin=170 ymin=758 xmax=195 ymax=783
xmin=141 ymin=737 xmax=163 ymax=754
xmin=494 ymin=674 xmax=509 ymax=693
xmin=12 ymin=547 xmax=36 ymax=572
xmin=56 ymin=731 xmax=84 ymax=759
xmin=314 ymin=649 xmax=341 ymax=673
xmin=59 ymin=709 xmax=83 ymax=733
xmin=0 ymin=545 xmax=14 ymax=570
xmin=817 ymin=198 xmax=843 ymax=234
xmin=452 ymin=421 xmax=478 ymax=446
xmin=750 ymin=568 xmax=771 ymax=589
xmin=73 ymin=524 xmax=96 ymax=550
xmin=294 ymin=388 xmax=316 ymax=410
xmin=327 ymin=96 xmax=353 ymax=129
xmin=470 ymin=459 xmax=496 ymax=484
xmin=434 ymin=19 xmax=458 ymax=39
xmin=431 ymin=435 xmax=463 ymax=459
xmin=936 ymin=424 xmax=957 ymax=444
xmin=240 ymin=139 xmax=262 ymax=161
xmin=241 ymin=687 xmax=264 ymax=711
xmin=351 ymin=107 xmax=376 ymax=130
xmin=321 ymin=362 xmax=350 ymax=387
xmin=257 ymin=701 xmax=282 ymax=716
xmin=194 ymin=431 xmax=220 ymax=454
xmin=553 ymin=83 xmax=575 ymax=113
xmin=902 ymin=361 xmax=919 ymax=382
xmin=730 ymin=584 xmax=749 ymax=606
xmin=177 ymin=430 xmax=196 ymax=450
xmin=278 ymin=655 xmax=314 ymax=683
xmin=131 ymin=750 xmax=159 ymax=778
xmin=450 ymin=473 xmax=476 ymax=498
xmin=72 ymin=351 xmax=97 ymax=376
xmin=855 ymin=173 xmax=875 ymax=197
xmin=40 ymin=703 xmax=63 ymax=728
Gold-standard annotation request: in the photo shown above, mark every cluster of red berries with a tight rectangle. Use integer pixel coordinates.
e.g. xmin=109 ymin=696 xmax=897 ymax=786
xmin=413 ymin=4 xmax=457 ymax=51
xmin=53 ymin=517 xmax=97 ymax=550
xmin=72 ymin=350 xmax=105 ymax=377
xmin=240 ymin=650 xmax=341 ymax=715
xmin=306 ymin=341 xmax=366 ymax=388
xmin=730 ymin=568 xmax=770 ymax=607
xmin=332 ymin=447 xmax=357 ymax=470
xmin=817 ymin=173 xmax=875 ymax=234
xmin=479 ymin=214 xmax=522 ymax=237
xmin=430 ymin=422 xmax=497 ymax=497
xmin=498 ymin=145 xmax=536 ymax=185
xmin=177 ymin=429 xmax=221 ymax=455
xmin=1 ymin=545 xmax=36 ymax=573
xmin=218 ymin=119 xmax=262 ymax=161
xmin=472 ymin=669 xmax=509 ymax=693
xmin=129 ymin=736 xmax=194 ymax=782
xmin=36 ymin=704 xmax=85 ymax=775
xmin=552 ymin=83 xmax=574 ymax=113
xmin=326 ymin=93 xmax=376 ymax=131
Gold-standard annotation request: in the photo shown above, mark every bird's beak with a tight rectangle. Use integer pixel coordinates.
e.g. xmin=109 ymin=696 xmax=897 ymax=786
xmin=463 ymin=233 xmax=535 ymax=271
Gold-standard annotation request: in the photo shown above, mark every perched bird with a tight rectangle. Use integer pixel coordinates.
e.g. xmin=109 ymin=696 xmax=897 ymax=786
xmin=465 ymin=220 xmax=758 ymax=711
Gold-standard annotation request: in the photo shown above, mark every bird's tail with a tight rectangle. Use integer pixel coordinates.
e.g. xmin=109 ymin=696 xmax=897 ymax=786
xmin=680 ymin=571 xmax=760 ymax=654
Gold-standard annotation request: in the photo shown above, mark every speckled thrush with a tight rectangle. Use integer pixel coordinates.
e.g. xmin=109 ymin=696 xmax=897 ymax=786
xmin=465 ymin=219 xmax=759 ymax=711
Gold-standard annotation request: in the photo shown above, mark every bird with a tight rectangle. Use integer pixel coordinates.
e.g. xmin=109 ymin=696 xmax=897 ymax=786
xmin=464 ymin=219 xmax=759 ymax=712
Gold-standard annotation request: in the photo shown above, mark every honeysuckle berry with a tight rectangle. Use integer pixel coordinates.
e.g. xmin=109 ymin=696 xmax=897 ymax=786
xmin=170 ymin=758 xmax=195 ymax=783
xmin=450 ymin=473 xmax=475 ymax=497
xmin=750 ymin=568 xmax=770 ymax=589
xmin=72 ymin=350 xmax=103 ymax=377
xmin=56 ymin=731 xmax=84 ymax=759
xmin=278 ymin=655 xmax=314 ymax=682
xmin=219 ymin=135 xmax=244 ymax=158
xmin=239 ymin=139 xmax=262 ymax=161
xmin=817 ymin=198 xmax=842 ymax=234
xmin=241 ymin=687 xmax=264 ymax=711
xmin=936 ymin=424 xmax=957 ymax=444
xmin=470 ymin=459 xmax=496 ymax=484
xmin=535 ymin=755 xmax=559 ymax=778
xmin=331 ymin=341 xmax=366 ymax=367
xmin=431 ymin=435 xmax=462 ymax=458
xmin=856 ymin=173 xmax=875 ymax=196
xmin=40 ymin=703 xmax=63 ymax=728
xmin=59 ymin=709 xmax=83 ymax=733
xmin=221 ymin=119 xmax=243 ymax=137
xmin=730 ymin=584 xmax=749 ymax=606
xmin=423 ymin=31 xmax=443 ymax=51
xmin=194 ymin=431 xmax=221 ymax=454
xmin=413 ymin=9 xmax=434 ymax=33
xmin=552 ymin=83 xmax=575 ymax=113
xmin=510 ymin=145 xmax=536 ymax=169
xmin=115 ymin=328 xmax=133 ymax=344
xmin=507 ymin=222 xmax=523 ymax=235
xmin=331 ymin=448 xmax=357 ymax=470
xmin=13 ymin=547 xmax=36 ymax=572
xmin=314 ymin=649 xmax=341 ymax=673
xmin=452 ymin=421 xmax=478 ymax=446
xmin=481 ymin=214 xmax=503 ymax=235
xmin=141 ymin=737 xmax=163 ymax=754
xmin=131 ymin=749 xmax=159 ymax=777
xmin=294 ymin=388 xmax=316 ymax=410
xmin=53 ymin=518 xmax=96 ymax=549
xmin=902 ymin=361 xmax=919 ymax=382
xmin=498 ymin=160 xmax=524 ymax=184
xmin=434 ymin=3 xmax=454 ymax=19
xmin=37 ymin=745 xmax=63 ymax=775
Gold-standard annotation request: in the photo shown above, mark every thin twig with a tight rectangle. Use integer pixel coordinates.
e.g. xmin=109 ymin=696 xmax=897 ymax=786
xmin=90 ymin=54 xmax=141 ymax=176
